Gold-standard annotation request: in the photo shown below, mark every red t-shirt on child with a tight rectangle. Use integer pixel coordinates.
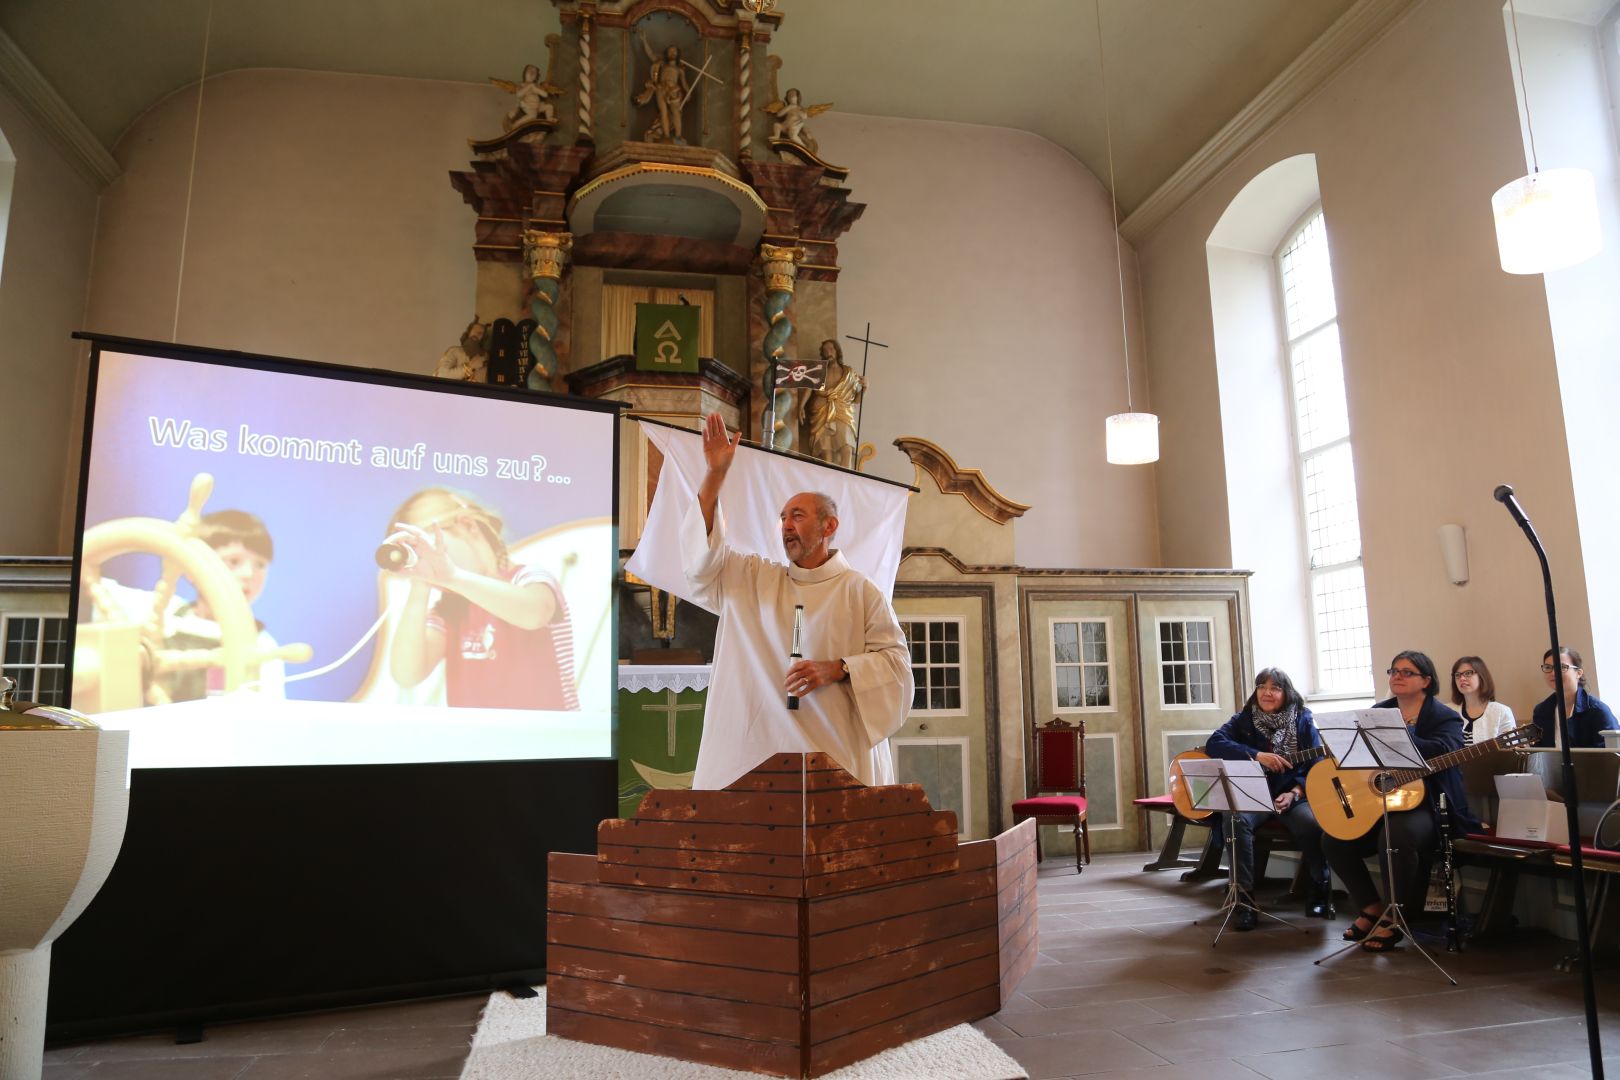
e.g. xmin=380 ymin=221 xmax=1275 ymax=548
xmin=427 ymin=564 xmax=579 ymax=710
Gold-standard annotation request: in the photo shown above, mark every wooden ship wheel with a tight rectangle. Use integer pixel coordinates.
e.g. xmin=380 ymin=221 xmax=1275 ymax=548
xmin=76 ymin=473 xmax=312 ymax=712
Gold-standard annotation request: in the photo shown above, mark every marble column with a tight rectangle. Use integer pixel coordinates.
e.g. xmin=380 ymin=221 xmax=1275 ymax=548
xmin=525 ymin=230 xmax=574 ymax=392
xmin=757 ymin=242 xmax=804 ymax=451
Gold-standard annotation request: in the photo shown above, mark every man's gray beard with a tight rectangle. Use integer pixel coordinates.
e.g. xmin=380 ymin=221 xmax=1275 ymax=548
xmin=461 ymin=333 xmax=486 ymax=357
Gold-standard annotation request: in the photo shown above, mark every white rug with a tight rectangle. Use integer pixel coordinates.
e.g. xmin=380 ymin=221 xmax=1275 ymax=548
xmin=458 ymin=988 xmax=1027 ymax=1080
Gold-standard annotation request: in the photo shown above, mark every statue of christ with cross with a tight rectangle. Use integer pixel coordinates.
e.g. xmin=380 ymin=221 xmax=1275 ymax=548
xmin=807 ymin=323 xmax=886 ymax=470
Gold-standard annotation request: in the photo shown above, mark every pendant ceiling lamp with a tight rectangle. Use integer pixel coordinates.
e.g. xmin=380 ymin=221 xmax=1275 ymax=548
xmin=1094 ymin=0 xmax=1158 ymax=465
xmin=1492 ymin=0 xmax=1602 ymax=274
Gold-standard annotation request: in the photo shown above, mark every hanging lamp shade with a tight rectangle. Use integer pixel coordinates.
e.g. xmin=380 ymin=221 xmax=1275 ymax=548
xmin=1105 ymin=411 xmax=1159 ymax=465
xmin=1492 ymin=168 xmax=1603 ymax=275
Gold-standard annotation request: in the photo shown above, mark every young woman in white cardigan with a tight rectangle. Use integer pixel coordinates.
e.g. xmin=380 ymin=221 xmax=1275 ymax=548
xmin=1450 ymin=655 xmax=1516 ymax=745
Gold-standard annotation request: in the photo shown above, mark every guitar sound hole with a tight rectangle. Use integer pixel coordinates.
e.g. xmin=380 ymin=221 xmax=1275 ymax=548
xmin=1372 ymin=772 xmax=1397 ymax=796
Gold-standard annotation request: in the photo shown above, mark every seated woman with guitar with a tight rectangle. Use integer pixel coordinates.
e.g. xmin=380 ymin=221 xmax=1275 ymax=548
xmin=1319 ymin=650 xmax=1479 ymax=952
xmin=1206 ymin=668 xmax=1333 ymax=929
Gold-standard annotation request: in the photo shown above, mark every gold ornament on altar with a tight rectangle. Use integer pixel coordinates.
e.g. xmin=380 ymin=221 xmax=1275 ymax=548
xmin=757 ymin=242 xmax=805 ymax=293
xmin=739 ymin=0 xmax=777 ymax=13
xmin=524 ymin=230 xmax=573 ymax=281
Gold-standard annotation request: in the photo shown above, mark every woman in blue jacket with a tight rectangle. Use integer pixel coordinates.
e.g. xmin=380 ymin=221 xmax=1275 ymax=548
xmin=1533 ymin=647 xmax=1617 ymax=748
xmin=1322 ymin=650 xmax=1479 ymax=952
xmin=1205 ymin=667 xmax=1332 ymax=929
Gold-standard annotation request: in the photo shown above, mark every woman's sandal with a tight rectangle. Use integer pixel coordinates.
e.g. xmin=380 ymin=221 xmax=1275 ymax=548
xmin=1361 ymin=927 xmax=1405 ymax=952
xmin=1342 ymin=912 xmax=1379 ymax=941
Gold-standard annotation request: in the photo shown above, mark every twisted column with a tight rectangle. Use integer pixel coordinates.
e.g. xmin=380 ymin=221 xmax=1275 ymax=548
xmin=577 ymin=12 xmax=593 ymax=144
xmin=525 ymin=230 xmax=573 ymax=391
xmin=737 ymin=24 xmax=752 ymax=160
xmin=758 ymin=243 xmax=805 ymax=450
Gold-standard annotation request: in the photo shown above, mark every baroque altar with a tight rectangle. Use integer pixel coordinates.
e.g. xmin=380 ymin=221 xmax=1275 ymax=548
xmin=448 ymin=0 xmax=868 ymax=522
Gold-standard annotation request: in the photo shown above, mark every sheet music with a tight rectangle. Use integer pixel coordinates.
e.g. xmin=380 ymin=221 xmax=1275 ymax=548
xmin=1180 ymin=757 xmax=1274 ymax=813
xmin=1314 ymin=707 xmax=1427 ymax=770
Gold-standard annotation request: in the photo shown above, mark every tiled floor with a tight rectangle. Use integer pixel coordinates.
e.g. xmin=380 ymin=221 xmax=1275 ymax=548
xmin=42 ymin=851 xmax=1618 ymax=1079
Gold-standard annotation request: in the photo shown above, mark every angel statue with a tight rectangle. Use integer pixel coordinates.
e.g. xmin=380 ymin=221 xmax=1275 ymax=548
xmin=491 ymin=64 xmax=561 ymax=130
xmin=764 ymin=88 xmax=832 ymax=155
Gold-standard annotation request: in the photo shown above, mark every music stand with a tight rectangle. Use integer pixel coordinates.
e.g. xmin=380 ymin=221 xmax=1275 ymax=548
xmin=1312 ymin=709 xmax=1456 ymax=983
xmin=1182 ymin=758 xmax=1306 ymax=945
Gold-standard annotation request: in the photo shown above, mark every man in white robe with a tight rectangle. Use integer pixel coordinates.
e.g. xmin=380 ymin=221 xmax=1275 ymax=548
xmin=680 ymin=413 xmax=913 ymax=789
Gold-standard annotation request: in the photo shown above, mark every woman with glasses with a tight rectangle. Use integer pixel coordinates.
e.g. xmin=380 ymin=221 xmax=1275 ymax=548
xmin=1533 ymin=647 xmax=1617 ymax=748
xmin=1205 ymin=668 xmax=1333 ymax=928
xmin=1321 ymin=650 xmax=1479 ymax=952
xmin=1450 ymin=656 xmax=1515 ymax=745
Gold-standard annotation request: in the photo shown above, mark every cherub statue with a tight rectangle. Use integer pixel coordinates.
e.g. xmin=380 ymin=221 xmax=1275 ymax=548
xmin=634 ymin=29 xmax=690 ymax=143
xmin=764 ymin=88 xmax=832 ymax=155
xmin=490 ymin=64 xmax=561 ymax=130
xmin=433 ymin=320 xmax=487 ymax=382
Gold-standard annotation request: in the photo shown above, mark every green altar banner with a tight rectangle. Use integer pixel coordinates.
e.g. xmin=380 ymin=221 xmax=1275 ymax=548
xmin=634 ymin=303 xmax=700 ymax=373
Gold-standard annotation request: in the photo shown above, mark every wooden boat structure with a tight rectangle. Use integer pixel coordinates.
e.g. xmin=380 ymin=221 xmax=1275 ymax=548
xmin=547 ymin=751 xmax=1039 ymax=1077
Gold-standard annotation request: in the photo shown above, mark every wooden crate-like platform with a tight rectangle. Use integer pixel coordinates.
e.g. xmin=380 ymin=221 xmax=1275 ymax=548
xmin=547 ymin=752 xmax=1038 ymax=1078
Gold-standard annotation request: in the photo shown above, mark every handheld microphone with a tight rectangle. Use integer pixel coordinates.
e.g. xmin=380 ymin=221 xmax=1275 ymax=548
xmin=375 ymin=541 xmax=417 ymax=571
xmin=787 ymin=604 xmax=805 ymax=711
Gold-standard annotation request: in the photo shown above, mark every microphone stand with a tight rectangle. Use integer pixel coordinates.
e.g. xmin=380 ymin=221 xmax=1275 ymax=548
xmin=1494 ymin=484 xmax=1603 ymax=1079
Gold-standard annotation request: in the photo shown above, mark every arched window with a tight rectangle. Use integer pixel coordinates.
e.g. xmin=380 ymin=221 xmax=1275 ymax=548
xmin=1276 ymin=209 xmax=1371 ymax=692
xmin=1207 ymin=155 xmax=1372 ymax=697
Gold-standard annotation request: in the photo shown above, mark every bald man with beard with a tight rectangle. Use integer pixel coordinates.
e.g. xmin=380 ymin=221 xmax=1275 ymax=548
xmin=679 ymin=412 xmax=913 ymax=788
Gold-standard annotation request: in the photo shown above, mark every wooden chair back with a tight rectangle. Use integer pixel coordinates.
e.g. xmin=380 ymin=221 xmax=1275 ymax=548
xmin=1033 ymin=718 xmax=1086 ymax=796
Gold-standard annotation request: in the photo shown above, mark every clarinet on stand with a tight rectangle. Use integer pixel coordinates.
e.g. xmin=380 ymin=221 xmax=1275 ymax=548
xmin=786 ymin=604 xmax=805 ymax=711
xmin=1438 ymin=792 xmax=1462 ymax=953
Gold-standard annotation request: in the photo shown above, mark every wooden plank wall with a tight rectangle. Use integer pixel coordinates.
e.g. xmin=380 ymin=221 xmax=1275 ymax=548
xmin=995 ymin=819 xmax=1039 ymax=1002
xmin=546 ymin=852 xmax=804 ymax=1077
xmin=802 ymin=840 xmax=1002 ymax=1075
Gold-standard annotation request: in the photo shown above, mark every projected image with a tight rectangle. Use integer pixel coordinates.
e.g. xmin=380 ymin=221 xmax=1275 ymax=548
xmin=75 ymin=348 xmax=615 ymax=769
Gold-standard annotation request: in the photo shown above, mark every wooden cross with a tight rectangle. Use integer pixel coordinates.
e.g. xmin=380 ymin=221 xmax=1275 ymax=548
xmin=642 ymin=689 xmax=704 ymax=758
xmin=843 ymin=322 xmax=889 ymax=449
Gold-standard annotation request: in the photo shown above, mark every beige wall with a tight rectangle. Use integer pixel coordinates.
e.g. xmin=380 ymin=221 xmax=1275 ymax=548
xmin=0 ymin=89 xmax=100 ymax=555
xmin=1138 ymin=0 xmax=1598 ymax=716
xmin=86 ymin=69 xmax=487 ymax=366
xmin=809 ymin=112 xmax=1159 ymax=571
xmin=56 ymin=71 xmax=1161 ymax=573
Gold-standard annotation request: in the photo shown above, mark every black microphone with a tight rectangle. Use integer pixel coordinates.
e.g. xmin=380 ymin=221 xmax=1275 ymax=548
xmin=1494 ymin=484 xmax=1533 ymax=531
xmin=375 ymin=541 xmax=417 ymax=571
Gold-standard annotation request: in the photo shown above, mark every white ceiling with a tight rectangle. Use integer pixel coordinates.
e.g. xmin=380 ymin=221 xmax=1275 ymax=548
xmin=0 ymin=0 xmax=1366 ymax=216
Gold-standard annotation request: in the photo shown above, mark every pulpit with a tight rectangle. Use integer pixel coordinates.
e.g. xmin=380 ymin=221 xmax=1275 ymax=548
xmin=547 ymin=752 xmax=1037 ymax=1078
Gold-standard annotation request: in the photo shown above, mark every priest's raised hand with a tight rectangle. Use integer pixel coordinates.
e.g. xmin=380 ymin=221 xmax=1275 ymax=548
xmin=698 ymin=411 xmax=740 ymax=534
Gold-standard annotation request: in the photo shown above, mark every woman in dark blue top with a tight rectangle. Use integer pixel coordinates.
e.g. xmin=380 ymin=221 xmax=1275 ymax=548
xmin=1533 ymin=647 xmax=1618 ymax=748
xmin=1320 ymin=650 xmax=1479 ymax=952
xmin=1205 ymin=667 xmax=1332 ymax=928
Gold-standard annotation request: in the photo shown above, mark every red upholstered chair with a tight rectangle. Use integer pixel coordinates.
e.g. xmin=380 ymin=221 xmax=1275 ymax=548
xmin=1011 ymin=718 xmax=1090 ymax=872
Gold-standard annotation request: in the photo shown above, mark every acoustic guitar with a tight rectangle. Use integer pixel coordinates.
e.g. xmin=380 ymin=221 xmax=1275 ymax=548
xmin=1168 ymin=742 xmax=1330 ymax=821
xmin=1306 ymin=723 xmax=1540 ymax=841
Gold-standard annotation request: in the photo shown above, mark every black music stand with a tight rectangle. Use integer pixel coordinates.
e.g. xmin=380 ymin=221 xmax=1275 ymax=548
xmin=1183 ymin=758 xmax=1306 ymax=945
xmin=1313 ymin=708 xmax=1456 ymax=984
